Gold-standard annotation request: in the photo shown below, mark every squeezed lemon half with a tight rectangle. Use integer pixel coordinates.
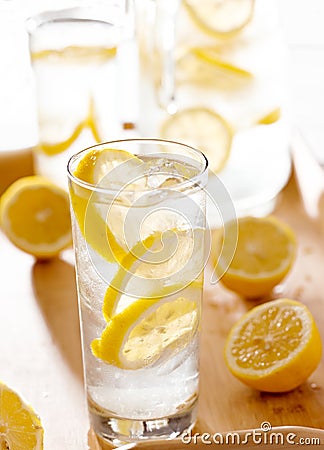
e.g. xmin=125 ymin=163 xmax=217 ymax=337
xmin=225 ymin=298 xmax=322 ymax=392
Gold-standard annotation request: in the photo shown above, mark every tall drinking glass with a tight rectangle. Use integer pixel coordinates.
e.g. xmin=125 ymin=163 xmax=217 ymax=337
xmin=67 ymin=139 xmax=208 ymax=445
xmin=27 ymin=5 xmax=123 ymax=188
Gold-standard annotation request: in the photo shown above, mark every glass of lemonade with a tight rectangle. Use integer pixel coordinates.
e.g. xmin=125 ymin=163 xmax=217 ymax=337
xmin=27 ymin=5 xmax=122 ymax=188
xmin=67 ymin=139 xmax=208 ymax=445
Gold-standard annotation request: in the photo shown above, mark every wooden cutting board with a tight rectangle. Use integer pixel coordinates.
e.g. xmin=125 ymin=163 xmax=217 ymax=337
xmin=90 ymin=175 xmax=324 ymax=449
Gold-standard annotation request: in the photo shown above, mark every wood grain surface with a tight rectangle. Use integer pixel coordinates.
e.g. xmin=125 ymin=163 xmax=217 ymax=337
xmin=0 ymin=150 xmax=323 ymax=450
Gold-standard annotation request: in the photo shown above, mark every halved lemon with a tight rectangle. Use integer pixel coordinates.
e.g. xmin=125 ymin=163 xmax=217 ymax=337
xmin=225 ymin=298 xmax=322 ymax=392
xmin=0 ymin=382 xmax=43 ymax=449
xmin=92 ymin=282 xmax=201 ymax=369
xmin=161 ymin=107 xmax=232 ymax=173
xmin=183 ymin=0 xmax=255 ymax=38
xmin=214 ymin=216 xmax=297 ymax=298
xmin=0 ymin=176 xmax=72 ymax=258
xmin=177 ymin=47 xmax=253 ymax=89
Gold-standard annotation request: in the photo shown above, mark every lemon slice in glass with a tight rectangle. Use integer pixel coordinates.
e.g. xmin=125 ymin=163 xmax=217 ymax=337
xmin=70 ymin=147 xmax=145 ymax=263
xmin=183 ymin=0 xmax=255 ymax=38
xmin=225 ymin=298 xmax=322 ymax=392
xmin=0 ymin=382 xmax=43 ymax=449
xmin=161 ymin=107 xmax=232 ymax=173
xmin=92 ymin=281 xmax=201 ymax=370
xmin=102 ymin=228 xmax=204 ymax=319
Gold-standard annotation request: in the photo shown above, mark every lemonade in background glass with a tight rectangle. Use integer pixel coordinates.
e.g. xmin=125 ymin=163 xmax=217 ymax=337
xmin=67 ymin=139 xmax=208 ymax=444
xmin=137 ymin=0 xmax=291 ymax=219
xmin=27 ymin=5 xmax=122 ymax=188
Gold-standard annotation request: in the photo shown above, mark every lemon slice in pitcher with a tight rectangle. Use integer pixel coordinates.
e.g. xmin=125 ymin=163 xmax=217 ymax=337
xmin=161 ymin=107 xmax=232 ymax=173
xmin=183 ymin=0 xmax=255 ymax=38
xmin=177 ymin=47 xmax=253 ymax=88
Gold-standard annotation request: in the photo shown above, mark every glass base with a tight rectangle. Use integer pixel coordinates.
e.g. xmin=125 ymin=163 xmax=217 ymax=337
xmin=90 ymin=402 xmax=197 ymax=447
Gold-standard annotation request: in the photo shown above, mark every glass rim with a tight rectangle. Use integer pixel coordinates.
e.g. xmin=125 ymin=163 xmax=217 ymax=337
xmin=67 ymin=138 xmax=209 ymax=195
xmin=26 ymin=6 xmax=118 ymax=35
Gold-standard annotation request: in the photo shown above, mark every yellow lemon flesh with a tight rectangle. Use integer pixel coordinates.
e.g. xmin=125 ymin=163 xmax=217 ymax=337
xmin=92 ymin=282 xmax=201 ymax=370
xmin=0 ymin=176 xmax=72 ymax=259
xmin=214 ymin=216 xmax=297 ymax=298
xmin=183 ymin=0 xmax=255 ymax=38
xmin=177 ymin=47 xmax=253 ymax=89
xmin=161 ymin=107 xmax=232 ymax=173
xmin=102 ymin=228 xmax=204 ymax=320
xmin=70 ymin=147 xmax=144 ymax=263
xmin=31 ymin=45 xmax=116 ymax=63
xmin=0 ymin=382 xmax=43 ymax=449
xmin=257 ymin=107 xmax=282 ymax=125
xmin=225 ymin=298 xmax=322 ymax=392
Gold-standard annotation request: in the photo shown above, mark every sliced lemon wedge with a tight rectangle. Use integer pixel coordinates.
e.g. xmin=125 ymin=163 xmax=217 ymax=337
xmin=183 ymin=0 xmax=255 ymax=38
xmin=92 ymin=281 xmax=200 ymax=370
xmin=161 ymin=107 xmax=232 ymax=173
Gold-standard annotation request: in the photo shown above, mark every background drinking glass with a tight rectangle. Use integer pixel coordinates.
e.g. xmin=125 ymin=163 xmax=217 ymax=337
xmin=67 ymin=138 xmax=208 ymax=445
xmin=27 ymin=4 xmax=124 ymax=188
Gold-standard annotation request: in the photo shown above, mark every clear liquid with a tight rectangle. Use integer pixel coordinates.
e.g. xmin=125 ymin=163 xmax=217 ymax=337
xmin=70 ymin=155 xmax=205 ymax=443
xmin=31 ymin=20 xmax=119 ymax=188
